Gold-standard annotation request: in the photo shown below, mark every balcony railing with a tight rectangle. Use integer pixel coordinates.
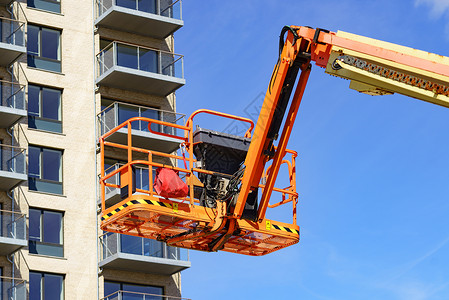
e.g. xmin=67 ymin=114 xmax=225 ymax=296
xmin=96 ymin=41 xmax=185 ymax=95
xmin=0 ymin=17 xmax=25 ymax=47
xmin=102 ymin=163 xmax=153 ymax=197
xmin=0 ymin=144 xmax=26 ymax=191
xmin=100 ymin=232 xmax=189 ymax=262
xmin=97 ymin=0 xmax=182 ymax=20
xmin=0 ymin=17 xmax=26 ymax=66
xmin=98 ymin=101 xmax=185 ymax=137
xmin=0 ymin=210 xmax=27 ymax=255
xmin=102 ymin=290 xmax=190 ymax=300
xmin=0 ymin=80 xmax=26 ymax=110
xmin=0 ymin=80 xmax=27 ymax=128
xmin=0 ymin=277 xmax=26 ymax=300
xmin=0 ymin=145 xmax=26 ymax=175
xmin=0 ymin=210 xmax=26 ymax=240
xmin=97 ymin=41 xmax=184 ymax=79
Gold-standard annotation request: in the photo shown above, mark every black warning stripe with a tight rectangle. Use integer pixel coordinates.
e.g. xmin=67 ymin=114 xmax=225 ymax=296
xmin=101 ymin=198 xmax=173 ymax=221
xmin=272 ymin=224 xmax=299 ymax=235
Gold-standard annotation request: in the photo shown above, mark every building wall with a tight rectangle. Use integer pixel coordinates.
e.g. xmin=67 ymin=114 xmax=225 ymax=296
xmin=0 ymin=0 xmax=186 ymax=299
xmin=19 ymin=1 xmax=98 ymax=299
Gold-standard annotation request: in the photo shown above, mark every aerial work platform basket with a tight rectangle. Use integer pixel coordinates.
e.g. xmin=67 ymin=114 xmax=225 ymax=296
xmin=99 ymin=110 xmax=299 ymax=256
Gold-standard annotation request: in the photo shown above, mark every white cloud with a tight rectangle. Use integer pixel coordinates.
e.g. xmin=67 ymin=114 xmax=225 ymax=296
xmin=416 ymin=0 xmax=449 ymax=38
xmin=415 ymin=0 xmax=449 ymax=18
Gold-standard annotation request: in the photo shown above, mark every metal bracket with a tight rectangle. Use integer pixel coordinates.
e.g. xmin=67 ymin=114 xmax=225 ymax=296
xmin=313 ymin=28 xmax=330 ymax=45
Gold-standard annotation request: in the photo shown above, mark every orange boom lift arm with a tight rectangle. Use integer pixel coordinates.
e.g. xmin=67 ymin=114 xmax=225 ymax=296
xmin=99 ymin=26 xmax=449 ymax=255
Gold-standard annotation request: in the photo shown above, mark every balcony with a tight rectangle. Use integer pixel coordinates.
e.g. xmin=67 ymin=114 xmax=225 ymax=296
xmin=100 ymin=162 xmax=179 ymax=207
xmin=102 ymin=291 xmax=190 ymax=300
xmin=98 ymin=101 xmax=185 ymax=153
xmin=99 ymin=232 xmax=190 ymax=275
xmin=96 ymin=41 xmax=185 ymax=96
xmin=0 ymin=210 xmax=27 ymax=255
xmin=0 ymin=80 xmax=26 ymax=128
xmin=101 ymin=163 xmax=153 ymax=207
xmin=0 ymin=145 xmax=26 ymax=191
xmin=0 ymin=17 xmax=26 ymax=66
xmin=0 ymin=277 xmax=26 ymax=300
xmin=95 ymin=0 xmax=183 ymax=39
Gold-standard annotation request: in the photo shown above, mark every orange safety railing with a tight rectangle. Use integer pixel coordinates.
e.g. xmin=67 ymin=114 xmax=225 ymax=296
xmin=262 ymin=149 xmax=298 ymax=225
xmin=99 ymin=110 xmax=299 ymax=255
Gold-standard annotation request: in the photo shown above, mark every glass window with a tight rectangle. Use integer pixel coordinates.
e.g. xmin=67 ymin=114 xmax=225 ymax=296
xmin=28 ymin=146 xmax=63 ymax=195
xmin=30 ymin=271 xmax=63 ymax=300
xmin=138 ymin=0 xmax=157 ymax=14
xmin=116 ymin=44 xmax=159 ymax=73
xmin=139 ymin=48 xmax=158 ymax=73
xmin=27 ymin=25 xmax=61 ymax=72
xmin=28 ymin=85 xmax=62 ymax=133
xmin=0 ymin=203 xmax=3 ymax=237
xmin=100 ymin=99 xmax=161 ymax=133
xmin=43 ymin=150 xmax=61 ymax=181
xmin=29 ymin=209 xmax=41 ymax=241
xmin=120 ymin=234 xmax=142 ymax=255
xmin=136 ymin=167 xmax=149 ymax=190
xmin=27 ymin=26 xmax=39 ymax=55
xmin=28 ymin=146 xmax=41 ymax=178
xmin=141 ymin=106 xmax=160 ymax=132
xmin=104 ymin=156 xmax=154 ymax=192
xmin=120 ymin=235 xmax=164 ymax=257
xmin=115 ymin=0 xmax=157 ymax=13
xmin=104 ymin=281 xmax=162 ymax=300
xmin=0 ymin=140 xmax=2 ymax=172
xmin=118 ymin=104 xmax=139 ymax=130
xmin=29 ymin=208 xmax=63 ymax=257
xmin=27 ymin=0 xmax=61 ymax=14
xmin=116 ymin=0 xmax=136 ymax=10
xmin=117 ymin=44 xmax=138 ymax=69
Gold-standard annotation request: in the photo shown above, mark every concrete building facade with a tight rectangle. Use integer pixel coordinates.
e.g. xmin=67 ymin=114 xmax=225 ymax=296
xmin=0 ymin=0 xmax=189 ymax=299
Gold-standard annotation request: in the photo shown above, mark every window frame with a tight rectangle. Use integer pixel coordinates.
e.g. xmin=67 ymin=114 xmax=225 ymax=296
xmin=27 ymin=24 xmax=62 ymax=73
xmin=29 ymin=208 xmax=64 ymax=257
xmin=27 ymin=0 xmax=62 ymax=14
xmin=28 ymin=84 xmax=63 ymax=133
xmin=104 ymin=280 xmax=163 ymax=299
xmin=29 ymin=271 xmax=64 ymax=300
xmin=0 ymin=203 xmax=3 ymax=239
xmin=0 ymin=140 xmax=2 ymax=173
xmin=100 ymin=98 xmax=161 ymax=132
xmin=103 ymin=157 xmax=154 ymax=191
xmin=115 ymin=0 xmax=158 ymax=14
xmin=28 ymin=145 xmax=63 ymax=195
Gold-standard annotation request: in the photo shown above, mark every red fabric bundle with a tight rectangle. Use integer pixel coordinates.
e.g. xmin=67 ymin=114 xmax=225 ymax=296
xmin=154 ymin=167 xmax=188 ymax=198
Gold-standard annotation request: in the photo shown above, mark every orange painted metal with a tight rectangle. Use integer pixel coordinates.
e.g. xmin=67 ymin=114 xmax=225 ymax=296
xmin=256 ymin=63 xmax=310 ymax=222
xmin=292 ymin=26 xmax=449 ymax=76
xmin=100 ymin=112 xmax=299 ymax=255
xmin=99 ymin=28 xmax=315 ymax=255
xmin=102 ymin=25 xmax=449 ymax=255
xmin=232 ymin=31 xmax=308 ymax=220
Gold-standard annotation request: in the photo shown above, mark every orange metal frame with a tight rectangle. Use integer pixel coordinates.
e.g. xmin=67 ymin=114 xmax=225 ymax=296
xmin=99 ymin=26 xmax=317 ymax=256
xmin=100 ymin=111 xmax=300 ymax=255
xmin=101 ymin=25 xmax=446 ymax=255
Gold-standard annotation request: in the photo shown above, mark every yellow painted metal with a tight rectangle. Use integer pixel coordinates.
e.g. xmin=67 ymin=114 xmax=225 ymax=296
xmin=327 ymin=46 xmax=449 ymax=85
xmin=348 ymin=81 xmax=394 ymax=96
xmin=336 ymin=31 xmax=449 ymax=68
xmin=326 ymin=54 xmax=449 ymax=107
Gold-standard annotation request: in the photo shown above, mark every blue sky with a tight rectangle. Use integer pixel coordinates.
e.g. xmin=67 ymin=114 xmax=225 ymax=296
xmin=174 ymin=1 xmax=449 ymax=299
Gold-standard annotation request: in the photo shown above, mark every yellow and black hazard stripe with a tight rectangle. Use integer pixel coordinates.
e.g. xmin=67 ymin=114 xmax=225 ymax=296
xmin=101 ymin=199 xmax=173 ymax=221
xmin=271 ymin=224 xmax=299 ymax=235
